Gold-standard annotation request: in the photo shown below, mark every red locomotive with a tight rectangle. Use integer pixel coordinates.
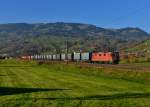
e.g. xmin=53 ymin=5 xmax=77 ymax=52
xmin=91 ymin=52 xmax=119 ymax=64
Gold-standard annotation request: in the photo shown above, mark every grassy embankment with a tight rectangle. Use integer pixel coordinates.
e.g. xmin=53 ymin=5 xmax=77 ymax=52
xmin=0 ymin=59 xmax=150 ymax=107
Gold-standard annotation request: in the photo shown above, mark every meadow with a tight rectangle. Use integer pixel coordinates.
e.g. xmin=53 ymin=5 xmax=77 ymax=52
xmin=0 ymin=60 xmax=150 ymax=107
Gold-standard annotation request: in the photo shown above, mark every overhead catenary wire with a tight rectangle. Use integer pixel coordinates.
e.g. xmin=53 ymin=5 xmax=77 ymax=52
xmin=105 ymin=2 xmax=150 ymax=26
xmin=101 ymin=1 xmax=150 ymax=51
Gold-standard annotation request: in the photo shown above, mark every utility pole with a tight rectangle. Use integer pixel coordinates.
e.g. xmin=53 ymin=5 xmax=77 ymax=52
xmin=66 ymin=37 xmax=69 ymax=64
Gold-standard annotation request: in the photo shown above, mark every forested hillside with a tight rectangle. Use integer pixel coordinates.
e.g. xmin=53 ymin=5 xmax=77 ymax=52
xmin=124 ymin=39 xmax=150 ymax=57
xmin=0 ymin=22 xmax=149 ymax=56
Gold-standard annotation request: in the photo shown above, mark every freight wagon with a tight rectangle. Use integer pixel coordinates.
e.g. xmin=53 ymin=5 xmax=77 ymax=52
xmin=81 ymin=52 xmax=91 ymax=62
xmin=61 ymin=54 xmax=66 ymax=61
xmin=56 ymin=54 xmax=61 ymax=61
xmin=52 ymin=55 xmax=56 ymax=60
xmin=67 ymin=54 xmax=73 ymax=61
xmin=73 ymin=53 xmax=81 ymax=61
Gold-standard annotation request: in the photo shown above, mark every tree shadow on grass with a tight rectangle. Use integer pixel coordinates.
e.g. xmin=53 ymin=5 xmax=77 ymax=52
xmin=39 ymin=92 xmax=150 ymax=101
xmin=0 ymin=74 xmax=15 ymax=76
xmin=0 ymin=75 xmax=7 ymax=76
xmin=0 ymin=87 xmax=70 ymax=96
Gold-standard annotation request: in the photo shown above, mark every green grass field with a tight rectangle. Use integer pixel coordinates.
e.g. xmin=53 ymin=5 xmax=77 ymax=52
xmin=0 ymin=60 xmax=150 ymax=107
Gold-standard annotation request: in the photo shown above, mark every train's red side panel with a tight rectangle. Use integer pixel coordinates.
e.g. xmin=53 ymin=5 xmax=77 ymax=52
xmin=91 ymin=52 xmax=119 ymax=64
xmin=91 ymin=52 xmax=113 ymax=62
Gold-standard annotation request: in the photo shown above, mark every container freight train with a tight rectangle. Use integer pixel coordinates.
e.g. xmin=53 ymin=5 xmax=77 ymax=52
xmin=21 ymin=52 xmax=120 ymax=64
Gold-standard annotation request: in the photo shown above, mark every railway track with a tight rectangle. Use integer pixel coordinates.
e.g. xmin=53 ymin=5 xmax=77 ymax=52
xmin=36 ymin=60 xmax=150 ymax=72
xmin=77 ymin=63 xmax=150 ymax=72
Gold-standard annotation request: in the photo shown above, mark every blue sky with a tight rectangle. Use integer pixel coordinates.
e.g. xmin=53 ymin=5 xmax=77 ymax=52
xmin=0 ymin=0 xmax=150 ymax=32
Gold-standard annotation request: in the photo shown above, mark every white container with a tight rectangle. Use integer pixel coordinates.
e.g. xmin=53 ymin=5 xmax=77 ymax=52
xmin=73 ymin=53 xmax=81 ymax=61
xmin=61 ymin=54 xmax=66 ymax=60
xmin=52 ymin=55 xmax=56 ymax=60
xmin=44 ymin=55 xmax=47 ymax=60
xmin=37 ymin=55 xmax=40 ymax=60
xmin=67 ymin=54 xmax=72 ymax=60
xmin=49 ymin=55 xmax=52 ymax=60
xmin=31 ymin=56 xmax=34 ymax=60
xmin=56 ymin=54 xmax=61 ymax=60
xmin=34 ymin=55 xmax=37 ymax=60
xmin=81 ymin=53 xmax=90 ymax=61
xmin=46 ymin=55 xmax=49 ymax=60
xmin=39 ymin=55 xmax=42 ymax=60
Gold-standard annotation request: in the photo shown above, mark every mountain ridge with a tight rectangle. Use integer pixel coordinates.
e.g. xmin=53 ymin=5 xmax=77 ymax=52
xmin=0 ymin=22 xmax=149 ymax=56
